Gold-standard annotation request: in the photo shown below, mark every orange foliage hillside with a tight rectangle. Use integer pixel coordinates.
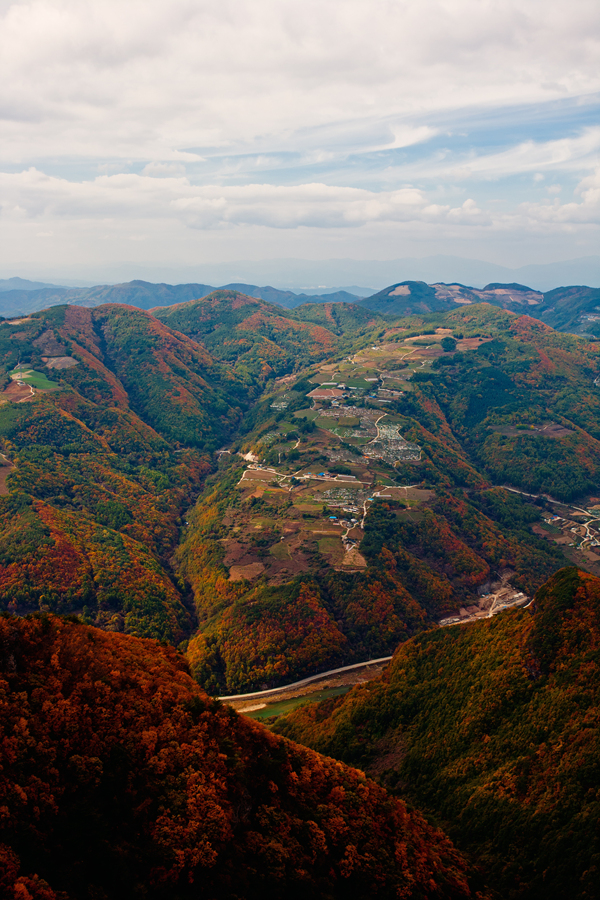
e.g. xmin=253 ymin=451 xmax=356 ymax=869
xmin=0 ymin=615 xmax=476 ymax=900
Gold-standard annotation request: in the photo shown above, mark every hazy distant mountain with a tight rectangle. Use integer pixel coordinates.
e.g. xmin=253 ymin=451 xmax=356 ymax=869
xmin=94 ymin=254 xmax=596 ymax=293
xmin=0 ymin=281 xmax=217 ymax=317
xmin=3 ymin=271 xmax=600 ymax=338
xmin=216 ymin=283 xmax=365 ymax=308
xmin=0 ymin=276 xmax=68 ymax=292
xmin=0 ymin=278 xmax=366 ymax=317
xmin=7 ymin=255 xmax=599 ymax=294
xmin=299 ymin=284 xmax=377 ymax=297
xmin=357 ymin=279 xmax=600 ymax=337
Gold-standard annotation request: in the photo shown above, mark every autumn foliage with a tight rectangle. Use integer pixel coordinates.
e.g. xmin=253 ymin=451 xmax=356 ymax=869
xmin=275 ymin=567 xmax=600 ymax=899
xmin=0 ymin=615 xmax=475 ymax=899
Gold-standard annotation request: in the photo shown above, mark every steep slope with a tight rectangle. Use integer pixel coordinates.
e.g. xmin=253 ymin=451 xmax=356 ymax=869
xmin=290 ymin=301 xmax=382 ymax=334
xmin=0 ymin=614 xmax=475 ymax=900
xmin=0 ymin=303 xmax=245 ymax=450
xmin=537 ymin=284 xmax=600 ymax=335
xmin=88 ymin=304 xmax=245 ymax=447
xmin=153 ymin=290 xmax=345 ymax=380
xmin=414 ymin=308 xmax=600 ymax=500
xmin=0 ymin=304 xmax=245 ymax=638
xmin=274 ymin=566 xmax=600 ymax=899
xmin=359 ymin=281 xmax=447 ymax=316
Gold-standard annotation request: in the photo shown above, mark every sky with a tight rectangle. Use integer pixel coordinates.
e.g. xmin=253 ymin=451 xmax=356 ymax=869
xmin=1 ymin=0 xmax=599 ymax=286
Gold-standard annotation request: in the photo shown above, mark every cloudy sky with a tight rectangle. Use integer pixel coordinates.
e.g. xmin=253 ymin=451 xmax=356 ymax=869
xmin=1 ymin=0 xmax=599 ymax=284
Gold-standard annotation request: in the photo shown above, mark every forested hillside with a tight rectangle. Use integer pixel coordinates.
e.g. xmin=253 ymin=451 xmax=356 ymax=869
xmin=0 ymin=303 xmax=245 ymax=639
xmin=2 ymin=294 xmax=600 ymax=694
xmin=154 ymin=290 xmax=380 ymax=382
xmin=0 ymin=614 xmax=475 ymax=900
xmin=274 ymin=566 xmax=600 ymax=899
xmin=176 ymin=302 xmax=600 ymax=692
xmin=1 ymin=289 xmax=600 ymax=897
xmin=413 ymin=308 xmax=600 ymax=500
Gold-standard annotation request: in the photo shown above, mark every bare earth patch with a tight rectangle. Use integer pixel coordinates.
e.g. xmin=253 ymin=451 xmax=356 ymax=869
xmin=339 ymin=546 xmax=367 ymax=569
xmin=0 ymin=381 xmax=34 ymax=403
xmin=490 ymin=422 xmax=572 ymax=439
xmin=229 ymin=562 xmax=265 ymax=582
xmin=42 ymin=356 xmax=79 ymax=370
xmin=456 ymin=337 xmax=492 ymax=351
xmin=377 ymin=486 xmax=434 ymax=503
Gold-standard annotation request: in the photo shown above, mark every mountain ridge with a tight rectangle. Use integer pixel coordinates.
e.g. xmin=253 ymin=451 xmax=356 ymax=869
xmin=0 ymin=279 xmax=367 ymax=318
xmin=273 ymin=565 xmax=600 ymax=899
xmin=4 ymin=276 xmax=600 ymax=341
xmin=0 ymin=612 xmax=475 ymax=899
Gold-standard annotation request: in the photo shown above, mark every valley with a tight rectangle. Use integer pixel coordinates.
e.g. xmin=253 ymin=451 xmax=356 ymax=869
xmin=1 ymin=285 xmax=600 ymax=899
xmin=272 ymin=566 xmax=600 ymax=899
xmin=0 ymin=290 xmax=599 ymax=692
xmin=3 ymin=3 xmax=598 ymax=896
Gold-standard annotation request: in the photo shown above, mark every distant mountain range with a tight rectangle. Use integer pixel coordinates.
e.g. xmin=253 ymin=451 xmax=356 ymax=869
xmin=0 ymin=278 xmax=367 ymax=318
xmin=0 ymin=276 xmax=64 ymax=293
xmin=3 ymin=276 xmax=600 ymax=338
xmin=19 ymin=253 xmax=598 ymax=293
xmin=360 ymin=279 xmax=600 ymax=337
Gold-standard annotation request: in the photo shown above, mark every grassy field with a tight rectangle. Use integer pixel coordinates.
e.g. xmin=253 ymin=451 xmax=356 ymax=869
xmin=11 ymin=368 xmax=59 ymax=391
xmin=245 ymin=685 xmax=351 ymax=722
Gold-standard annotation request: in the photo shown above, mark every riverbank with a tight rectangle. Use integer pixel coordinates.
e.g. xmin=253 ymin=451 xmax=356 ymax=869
xmin=223 ymin=657 xmax=392 ymax=717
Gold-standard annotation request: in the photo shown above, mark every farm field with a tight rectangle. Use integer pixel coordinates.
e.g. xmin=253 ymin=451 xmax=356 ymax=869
xmin=178 ymin=301 xmax=600 ymax=692
xmin=2 ymin=294 xmax=600 ymax=697
xmin=0 ymin=365 xmax=60 ymax=404
xmin=214 ymin=322 xmax=496 ymax=588
xmin=9 ymin=365 xmax=60 ymax=390
xmin=244 ymin=685 xmax=352 ymax=721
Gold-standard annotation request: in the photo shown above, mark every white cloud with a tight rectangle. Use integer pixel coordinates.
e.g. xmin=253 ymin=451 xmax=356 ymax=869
xmin=378 ymin=127 xmax=600 ymax=184
xmin=0 ymin=168 xmax=489 ymax=229
xmin=0 ymin=0 xmax=598 ymax=162
xmin=0 ymin=0 xmax=599 ymax=273
xmin=516 ymin=168 xmax=600 ymax=225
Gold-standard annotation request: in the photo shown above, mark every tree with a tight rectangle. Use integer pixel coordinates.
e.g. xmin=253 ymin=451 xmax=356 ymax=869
xmin=441 ymin=337 xmax=457 ymax=352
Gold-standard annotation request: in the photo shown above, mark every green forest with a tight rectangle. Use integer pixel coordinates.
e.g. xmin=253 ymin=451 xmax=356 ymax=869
xmin=1 ymin=291 xmax=600 ymax=897
xmin=274 ymin=566 xmax=600 ymax=899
